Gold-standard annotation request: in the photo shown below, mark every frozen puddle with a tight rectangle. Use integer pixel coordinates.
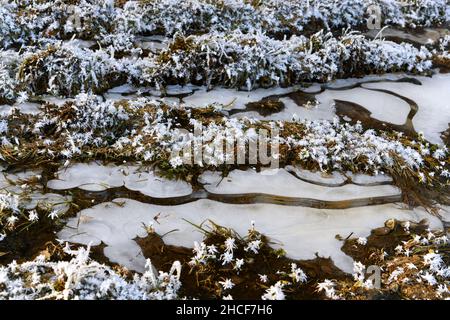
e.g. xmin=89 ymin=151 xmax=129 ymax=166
xmin=58 ymin=198 xmax=443 ymax=273
xmin=23 ymin=193 xmax=71 ymax=214
xmin=47 ymin=162 xmax=192 ymax=198
xmin=365 ymin=27 xmax=449 ymax=45
xmin=0 ymin=169 xmax=71 ymax=213
xmin=177 ymin=73 xmax=450 ymax=145
xmin=47 ymin=164 xmax=400 ymax=207
xmin=286 ymin=166 xmax=392 ymax=186
xmin=136 ymin=35 xmax=169 ymax=53
xmin=180 ymin=73 xmax=410 ymax=112
xmin=232 ymin=96 xmax=334 ymax=121
xmin=232 ymin=86 xmax=411 ymax=124
xmin=0 ymin=170 xmax=42 ymax=193
xmin=315 ymin=87 xmax=411 ymax=125
xmin=0 ymin=102 xmax=41 ymax=115
xmin=344 ymin=172 xmax=393 ymax=186
xmin=183 ymin=86 xmax=304 ymax=110
xmin=285 ymin=166 xmax=347 ymax=186
xmin=199 ymin=169 xmax=400 ymax=202
xmin=363 ymin=73 xmax=450 ymax=145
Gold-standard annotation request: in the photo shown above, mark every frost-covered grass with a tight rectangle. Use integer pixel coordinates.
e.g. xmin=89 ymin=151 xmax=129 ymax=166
xmin=149 ymin=30 xmax=434 ymax=90
xmin=0 ymin=192 xmax=20 ymax=237
xmin=183 ymin=221 xmax=309 ymax=300
xmin=319 ymin=220 xmax=450 ymax=300
xmin=0 ymin=243 xmax=182 ymax=300
xmin=0 ymin=0 xmax=115 ymax=49
xmin=1 ymin=0 xmax=449 ymax=50
xmin=18 ymin=44 xmax=123 ymax=96
xmin=133 ymin=0 xmax=450 ymax=36
xmin=2 ymin=31 xmax=447 ymax=99
xmin=0 ymin=0 xmax=448 ymax=100
xmin=1 ymin=220 xmax=448 ymax=300
xmin=0 ymin=171 xmax=72 ymax=242
xmin=433 ymin=35 xmax=450 ymax=70
xmin=0 ymin=222 xmax=312 ymax=300
xmin=0 ymin=96 xmax=448 ymax=194
xmin=0 ymin=40 xmax=152 ymax=100
xmin=0 ymin=193 xmax=68 ymax=243
xmin=0 ymin=64 xmax=17 ymax=104
xmin=0 ymin=50 xmax=23 ymax=104
xmin=0 ymin=0 xmax=449 ymax=301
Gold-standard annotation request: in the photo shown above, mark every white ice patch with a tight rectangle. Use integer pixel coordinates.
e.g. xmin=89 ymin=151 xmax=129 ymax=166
xmin=124 ymin=170 xmax=192 ymax=198
xmin=285 ymin=166 xmax=347 ymax=186
xmin=47 ymin=162 xmax=192 ymax=198
xmin=438 ymin=205 xmax=450 ymax=223
xmin=47 ymin=163 xmax=126 ymax=191
xmin=23 ymin=193 xmax=71 ymax=214
xmin=0 ymin=170 xmax=42 ymax=194
xmin=198 ymin=169 xmax=400 ymax=201
xmin=363 ymin=73 xmax=450 ymax=145
xmin=280 ymin=97 xmax=335 ymax=121
xmin=321 ymin=73 xmax=408 ymax=89
xmin=345 ymin=172 xmax=393 ymax=185
xmin=316 ymin=87 xmax=411 ymax=125
xmin=232 ymin=96 xmax=335 ymax=121
xmin=107 ymin=84 xmax=137 ymax=94
xmin=164 ymin=84 xmax=199 ymax=95
xmin=136 ymin=35 xmax=169 ymax=52
xmin=0 ymin=102 xmax=41 ymax=115
xmin=183 ymin=86 xmax=303 ymax=110
xmin=40 ymin=96 xmax=74 ymax=106
xmin=58 ymin=198 xmax=443 ymax=273
xmin=63 ymin=39 xmax=96 ymax=49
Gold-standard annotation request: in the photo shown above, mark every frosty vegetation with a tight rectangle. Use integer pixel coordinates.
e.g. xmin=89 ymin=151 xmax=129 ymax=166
xmin=0 ymin=0 xmax=449 ymax=301
xmin=0 ymin=96 xmax=448 ymax=187
xmin=0 ymin=0 xmax=448 ymax=50
xmin=0 ymin=30 xmax=446 ymax=100
xmin=0 ymin=171 xmax=72 ymax=243
xmin=0 ymin=0 xmax=449 ymax=101
xmin=0 ymin=95 xmax=448 ymax=242
xmin=1 ymin=220 xmax=448 ymax=300
xmin=318 ymin=220 xmax=450 ymax=300
xmin=149 ymin=30 xmax=434 ymax=90
xmin=0 ymin=243 xmax=182 ymax=300
xmin=16 ymin=42 xmax=149 ymax=96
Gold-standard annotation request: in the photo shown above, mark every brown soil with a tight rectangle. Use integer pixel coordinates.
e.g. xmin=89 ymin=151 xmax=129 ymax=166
xmin=341 ymin=218 xmax=430 ymax=266
xmin=0 ymin=216 xmax=60 ymax=265
xmin=244 ymin=98 xmax=285 ymax=116
xmin=334 ymin=98 xmax=416 ymax=138
xmin=135 ymin=231 xmax=349 ymax=300
xmin=433 ymin=56 xmax=450 ymax=74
